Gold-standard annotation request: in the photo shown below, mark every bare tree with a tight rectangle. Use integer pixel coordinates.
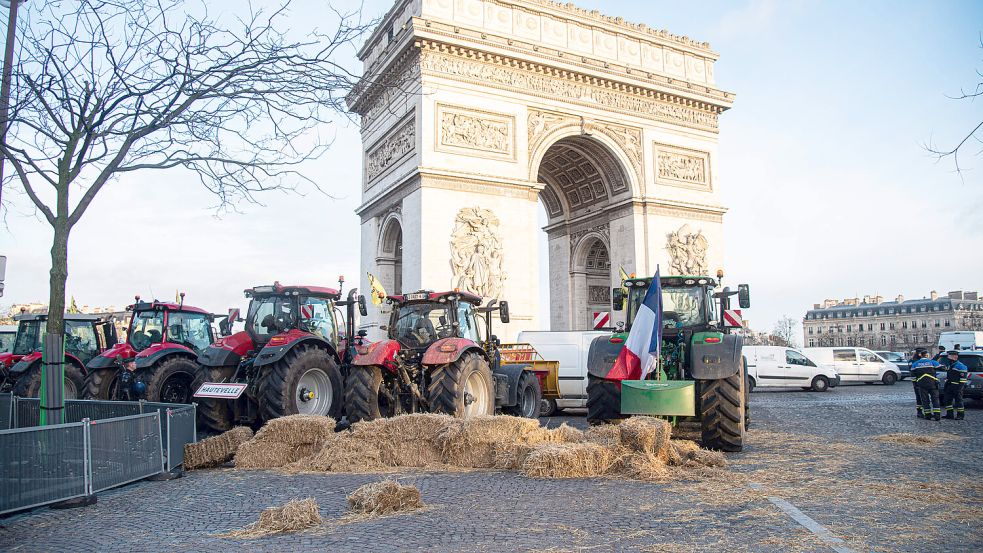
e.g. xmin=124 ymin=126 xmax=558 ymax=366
xmin=0 ymin=0 xmax=372 ymax=339
xmin=925 ymin=36 xmax=983 ymax=178
xmin=771 ymin=316 xmax=798 ymax=348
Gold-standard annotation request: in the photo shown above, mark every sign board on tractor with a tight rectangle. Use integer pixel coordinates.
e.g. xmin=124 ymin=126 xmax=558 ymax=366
xmin=723 ymin=309 xmax=743 ymax=328
xmin=194 ymin=382 xmax=247 ymax=399
xmin=593 ymin=311 xmax=609 ymax=329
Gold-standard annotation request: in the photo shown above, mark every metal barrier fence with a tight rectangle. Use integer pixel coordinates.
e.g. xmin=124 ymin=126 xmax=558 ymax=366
xmin=0 ymin=393 xmax=11 ymax=430
xmin=0 ymin=394 xmax=199 ymax=515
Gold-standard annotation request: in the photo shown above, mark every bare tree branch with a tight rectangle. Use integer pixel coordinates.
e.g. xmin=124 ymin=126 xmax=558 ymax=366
xmin=925 ymin=34 xmax=983 ymax=180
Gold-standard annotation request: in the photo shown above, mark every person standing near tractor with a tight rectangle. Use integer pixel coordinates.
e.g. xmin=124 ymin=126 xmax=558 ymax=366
xmin=910 ymin=349 xmax=925 ymax=418
xmin=910 ymin=348 xmax=942 ymax=421
xmin=942 ymin=350 xmax=968 ymax=420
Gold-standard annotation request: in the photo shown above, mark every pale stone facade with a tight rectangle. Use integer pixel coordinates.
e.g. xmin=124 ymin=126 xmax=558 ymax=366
xmin=351 ymin=0 xmax=734 ymax=339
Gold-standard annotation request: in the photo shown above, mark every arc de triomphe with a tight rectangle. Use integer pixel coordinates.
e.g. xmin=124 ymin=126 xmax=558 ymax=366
xmin=351 ymin=0 xmax=734 ymax=339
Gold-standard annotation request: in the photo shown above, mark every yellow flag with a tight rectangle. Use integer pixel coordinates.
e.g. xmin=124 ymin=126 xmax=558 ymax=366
xmin=367 ymin=273 xmax=387 ymax=306
xmin=175 ymin=290 xmax=180 ymax=303
xmin=618 ymin=267 xmax=629 ymax=309
xmin=68 ymin=296 xmax=80 ymax=314
xmin=619 ymin=266 xmax=629 ymax=283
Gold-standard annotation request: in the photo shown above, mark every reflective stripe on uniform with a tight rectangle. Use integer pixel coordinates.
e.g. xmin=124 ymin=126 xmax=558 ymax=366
xmin=916 ymin=374 xmax=938 ymax=381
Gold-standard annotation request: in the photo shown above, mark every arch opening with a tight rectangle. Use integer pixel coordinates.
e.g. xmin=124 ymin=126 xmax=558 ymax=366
xmin=378 ymin=216 xmax=403 ymax=295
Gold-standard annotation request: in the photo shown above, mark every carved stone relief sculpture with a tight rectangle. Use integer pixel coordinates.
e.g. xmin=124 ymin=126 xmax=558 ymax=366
xmin=666 ymin=224 xmax=709 ymax=275
xmin=366 ymin=116 xmax=416 ymax=184
xmin=653 ymin=143 xmax=710 ymax=190
xmin=440 ymin=112 xmax=510 ymax=154
xmin=450 ymin=207 xmax=508 ymax=299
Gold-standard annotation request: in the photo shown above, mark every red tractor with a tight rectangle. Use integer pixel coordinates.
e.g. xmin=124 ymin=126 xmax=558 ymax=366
xmin=84 ymin=297 xmax=222 ymax=404
xmin=0 ymin=313 xmax=116 ymax=398
xmin=345 ymin=290 xmax=548 ymax=422
xmin=193 ymin=281 xmax=367 ymax=433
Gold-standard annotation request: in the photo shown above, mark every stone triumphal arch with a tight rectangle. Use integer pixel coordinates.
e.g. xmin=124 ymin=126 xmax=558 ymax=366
xmin=351 ymin=0 xmax=734 ymax=339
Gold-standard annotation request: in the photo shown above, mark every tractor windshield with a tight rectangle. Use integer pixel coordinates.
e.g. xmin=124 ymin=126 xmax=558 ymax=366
xmin=13 ymin=320 xmax=43 ymax=355
xmin=129 ymin=310 xmax=165 ymax=352
xmin=167 ymin=312 xmax=213 ymax=353
xmin=393 ymin=303 xmax=454 ymax=348
xmin=247 ymin=296 xmax=294 ymax=344
xmin=65 ymin=320 xmax=99 ymax=363
xmin=626 ymin=284 xmax=707 ymax=330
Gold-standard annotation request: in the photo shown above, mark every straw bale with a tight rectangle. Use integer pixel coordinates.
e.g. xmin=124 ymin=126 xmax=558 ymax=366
xmin=521 ymin=443 xmax=617 ymax=478
xmin=252 ymin=414 xmax=336 ymax=445
xmin=439 ymin=415 xmax=552 ymax=468
xmin=347 ymin=480 xmax=425 ymax=516
xmin=618 ymin=452 xmax=671 ymax=481
xmin=234 ymin=440 xmax=321 ymax=469
xmin=688 ymin=449 xmax=726 ymax=468
xmin=618 ymin=417 xmax=672 ymax=458
xmin=668 ymin=440 xmax=701 ymax=466
xmin=547 ymin=423 xmax=584 ymax=443
xmin=288 ymin=433 xmax=388 ymax=473
xmin=585 ymin=425 xmax=623 ymax=449
xmin=221 ymin=498 xmax=321 ymax=538
xmin=352 ymin=413 xmax=460 ymax=467
xmin=184 ymin=427 xmax=253 ymax=470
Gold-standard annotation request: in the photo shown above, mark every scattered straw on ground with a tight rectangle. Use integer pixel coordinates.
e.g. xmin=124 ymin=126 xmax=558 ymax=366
xmin=219 ymin=498 xmax=322 ymax=538
xmin=346 ymin=480 xmax=425 ymax=516
xmin=873 ymin=432 xmax=963 ymax=446
xmin=231 ymin=413 xmax=727 ymax=482
xmin=184 ymin=427 xmax=253 ymax=470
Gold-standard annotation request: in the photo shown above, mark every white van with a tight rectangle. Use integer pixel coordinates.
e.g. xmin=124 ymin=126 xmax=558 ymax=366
xmin=744 ymin=346 xmax=840 ymax=392
xmin=802 ymin=347 xmax=901 ymax=385
xmin=517 ymin=330 xmax=608 ymax=416
xmin=938 ymin=331 xmax=983 ymax=351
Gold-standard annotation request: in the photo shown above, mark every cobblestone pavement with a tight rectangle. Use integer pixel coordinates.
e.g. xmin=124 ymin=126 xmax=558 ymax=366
xmin=1 ymin=384 xmax=980 ymax=552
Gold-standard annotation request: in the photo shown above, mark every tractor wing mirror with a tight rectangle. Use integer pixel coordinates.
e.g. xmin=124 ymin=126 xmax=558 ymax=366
xmin=357 ymin=295 xmax=368 ymax=317
xmin=612 ymin=288 xmax=625 ymax=311
xmin=738 ymin=284 xmax=751 ymax=309
xmin=499 ymin=301 xmax=510 ymax=324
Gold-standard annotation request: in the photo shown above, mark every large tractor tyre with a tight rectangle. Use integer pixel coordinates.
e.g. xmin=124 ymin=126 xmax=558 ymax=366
xmin=258 ymin=345 xmax=343 ymax=422
xmin=699 ymin=370 xmax=746 ymax=452
xmin=344 ymin=366 xmax=397 ymax=423
xmin=144 ymin=357 xmax=198 ymax=404
xmin=83 ymin=368 xmax=119 ymax=400
xmin=13 ymin=361 xmax=86 ymax=400
xmin=427 ymin=352 xmax=494 ymax=418
xmin=191 ymin=365 xmax=236 ymax=434
xmin=504 ymin=372 xmax=542 ymax=419
xmin=586 ymin=375 xmax=626 ymax=425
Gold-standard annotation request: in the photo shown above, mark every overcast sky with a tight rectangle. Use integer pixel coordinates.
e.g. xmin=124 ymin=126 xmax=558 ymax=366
xmin=0 ymin=0 xmax=981 ymax=345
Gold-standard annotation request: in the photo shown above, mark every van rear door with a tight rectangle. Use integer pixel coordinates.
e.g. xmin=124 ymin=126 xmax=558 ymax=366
xmin=833 ymin=348 xmax=859 ymax=381
xmin=753 ymin=348 xmax=786 ymax=385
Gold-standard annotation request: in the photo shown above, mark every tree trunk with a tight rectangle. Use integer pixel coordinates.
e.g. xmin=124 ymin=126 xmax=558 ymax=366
xmin=41 ymin=187 xmax=70 ymax=425
xmin=47 ymin=218 xmax=69 ymax=334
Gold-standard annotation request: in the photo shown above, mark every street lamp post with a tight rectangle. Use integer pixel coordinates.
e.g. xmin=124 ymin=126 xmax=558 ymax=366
xmin=0 ymin=0 xmax=23 ymax=208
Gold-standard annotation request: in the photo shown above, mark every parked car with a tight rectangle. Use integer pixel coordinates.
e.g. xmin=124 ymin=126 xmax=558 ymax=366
xmin=937 ymin=351 xmax=983 ymax=401
xmin=517 ymin=330 xmax=609 ymax=416
xmin=802 ymin=347 xmax=901 ymax=385
xmin=874 ymin=350 xmax=911 ymax=379
xmin=744 ymin=346 xmax=840 ymax=392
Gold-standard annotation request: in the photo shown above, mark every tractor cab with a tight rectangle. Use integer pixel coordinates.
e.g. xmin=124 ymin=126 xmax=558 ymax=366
xmin=386 ymin=290 xmax=486 ymax=351
xmin=614 ymin=276 xmax=750 ymax=335
xmin=126 ymin=300 xmax=215 ymax=354
xmin=244 ymin=283 xmax=342 ymax=350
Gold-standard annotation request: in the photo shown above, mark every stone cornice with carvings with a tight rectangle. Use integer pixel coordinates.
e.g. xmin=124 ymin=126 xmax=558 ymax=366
xmin=416 ymin=41 xmax=725 ymax=133
xmin=414 ymin=22 xmax=732 ymax=108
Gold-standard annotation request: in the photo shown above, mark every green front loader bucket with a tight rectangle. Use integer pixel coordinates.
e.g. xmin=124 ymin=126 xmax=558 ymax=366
xmin=620 ymin=380 xmax=696 ymax=417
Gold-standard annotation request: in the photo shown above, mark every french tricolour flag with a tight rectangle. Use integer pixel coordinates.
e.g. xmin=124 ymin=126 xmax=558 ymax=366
xmin=608 ymin=267 xmax=662 ymax=381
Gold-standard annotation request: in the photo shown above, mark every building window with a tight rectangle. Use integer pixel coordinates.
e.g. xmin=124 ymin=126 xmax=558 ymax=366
xmin=903 ymin=321 xmax=908 ymax=329
xmin=934 ymin=319 xmax=940 ymax=327
xmin=923 ymin=334 xmax=929 ymax=343
xmin=808 ymin=327 xmax=813 ymax=335
xmin=889 ymin=309 xmax=895 ymax=314
xmin=933 ymin=305 xmax=939 ymax=311
xmin=847 ymin=324 xmax=852 ymax=332
xmin=945 ymin=319 xmax=951 ymax=327
xmin=881 ymin=336 xmax=887 ymax=346
xmin=921 ymin=321 xmax=927 ymax=329
xmin=868 ymin=323 xmax=873 ymax=331
xmin=880 ymin=322 xmax=885 ymax=330
xmin=889 ymin=322 xmax=895 ymax=330
xmin=859 ymin=337 xmax=865 ymax=346
xmin=809 ymin=339 xmax=815 ymax=347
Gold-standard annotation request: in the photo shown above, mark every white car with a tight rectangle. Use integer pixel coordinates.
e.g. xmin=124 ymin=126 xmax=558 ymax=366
xmin=802 ymin=347 xmax=901 ymax=385
xmin=744 ymin=346 xmax=840 ymax=392
xmin=517 ymin=330 xmax=609 ymax=416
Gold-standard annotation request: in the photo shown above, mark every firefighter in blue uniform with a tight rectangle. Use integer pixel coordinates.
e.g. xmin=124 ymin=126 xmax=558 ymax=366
xmin=942 ymin=350 xmax=968 ymax=420
xmin=910 ymin=348 xmax=942 ymax=421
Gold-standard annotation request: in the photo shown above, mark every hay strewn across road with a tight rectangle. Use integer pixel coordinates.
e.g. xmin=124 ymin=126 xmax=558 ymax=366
xmin=218 ymin=498 xmax=322 ymax=538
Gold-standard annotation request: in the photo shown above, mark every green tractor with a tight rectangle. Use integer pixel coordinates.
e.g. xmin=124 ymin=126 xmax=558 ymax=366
xmin=586 ymin=273 xmax=751 ymax=452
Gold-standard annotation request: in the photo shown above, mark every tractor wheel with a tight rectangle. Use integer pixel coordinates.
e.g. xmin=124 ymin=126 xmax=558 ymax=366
xmin=586 ymin=375 xmax=626 ymax=425
xmin=540 ymin=398 xmax=559 ymax=417
xmin=504 ymin=372 xmax=542 ymax=419
xmin=191 ymin=365 xmax=236 ymax=434
xmin=144 ymin=357 xmax=198 ymax=404
xmin=258 ymin=345 xmax=343 ymax=422
xmin=699 ymin=369 xmax=746 ymax=452
xmin=344 ymin=365 xmax=397 ymax=423
xmin=13 ymin=361 xmax=85 ymax=400
xmin=427 ymin=352 xmax=494 ymax=418
xmin=83 ymin=368 xmax=119 ymax=400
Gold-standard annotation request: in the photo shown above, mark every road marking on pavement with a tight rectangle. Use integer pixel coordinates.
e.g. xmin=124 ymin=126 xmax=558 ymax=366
xmin=749 ymin=483 xmax=857 ymax=553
